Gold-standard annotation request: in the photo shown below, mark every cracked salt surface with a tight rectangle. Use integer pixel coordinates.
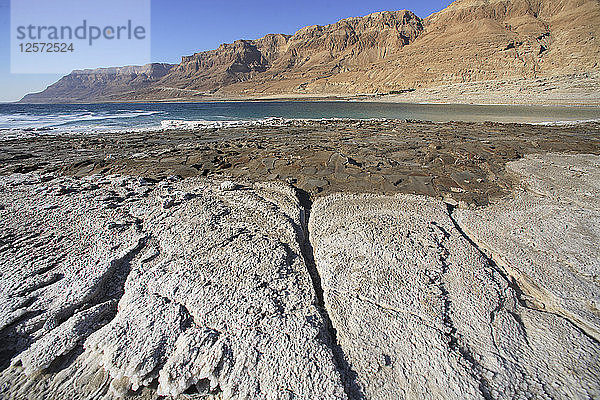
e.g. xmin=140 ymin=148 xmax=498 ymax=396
xmin=0 ymin=173 xmax=347 ymax=399
xmin=309 ymin=188 xmax=600 ymax=399
xmin=1 ymin=153 xmax=599 ymax=399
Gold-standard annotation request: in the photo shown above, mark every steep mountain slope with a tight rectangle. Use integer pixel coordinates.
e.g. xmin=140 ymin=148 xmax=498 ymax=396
xmin=20 ymin=64 xmax=174 ymax=103
xmin=376 ymin=0 xmax=600 ymax=87
xmin=19 ymin=0 xmax=600 ymax=103
xmin=156 ymin=34 xmax=289 ymax=93
xmin=146 ymin=10 xmax=425 ymax=99
xmin=230 ymin=0 xmax=600 ymax=95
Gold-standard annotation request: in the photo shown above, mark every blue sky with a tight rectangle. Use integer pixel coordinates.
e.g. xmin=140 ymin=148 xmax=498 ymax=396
xmin=0 ymin=0 xmax=453 ymax=102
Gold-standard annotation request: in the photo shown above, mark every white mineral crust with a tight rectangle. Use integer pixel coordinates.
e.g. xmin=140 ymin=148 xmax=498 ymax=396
xmin=309 ymin=186 xmax=600 ymax=399
xmin=1 ymin=153 xmax=599 ymax=400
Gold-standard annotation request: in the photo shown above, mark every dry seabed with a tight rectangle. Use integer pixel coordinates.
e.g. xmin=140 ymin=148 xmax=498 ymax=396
xmin=0 ymin=153 xmax=599 ymax=399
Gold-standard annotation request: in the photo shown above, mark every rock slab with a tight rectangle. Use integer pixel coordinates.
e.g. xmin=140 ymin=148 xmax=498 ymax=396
xmin=1 ymin=152 xmax=600 ymax=400
xmin=455 ymin=153 xmax=600 ymax=342
xmin=310 ymin=191 xmax=600 ymax=399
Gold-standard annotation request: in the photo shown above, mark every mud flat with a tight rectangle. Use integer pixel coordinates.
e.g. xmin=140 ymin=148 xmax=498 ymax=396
xmin=2 ymin=119 xmax=600 ymax=205
xmin=0 ymin=121 xmax=599 ymax=399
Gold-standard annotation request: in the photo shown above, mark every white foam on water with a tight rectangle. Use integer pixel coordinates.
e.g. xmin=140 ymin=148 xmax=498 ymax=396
xmin=0 ymin=110 xmax=164 ymax=131
xmin=530 ymin=118 xmax=600 ymax=126
xmin=158 ymin=117 xmax=395 ymax=130
xmin=159 ymin=117 xmax=286 ymax=130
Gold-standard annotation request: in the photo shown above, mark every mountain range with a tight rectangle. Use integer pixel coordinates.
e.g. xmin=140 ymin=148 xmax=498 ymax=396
xmin=20 ymin=0 xmax=600 ymax=103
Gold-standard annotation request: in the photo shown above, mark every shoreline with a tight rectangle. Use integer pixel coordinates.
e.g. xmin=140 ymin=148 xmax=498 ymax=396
xmin=2 ymin=107 xmax=600 ymax=140
xmin=2 ymin=119 xmax=600 ymax=206
xmin=12 ymin=96 xmax=600 ymax=107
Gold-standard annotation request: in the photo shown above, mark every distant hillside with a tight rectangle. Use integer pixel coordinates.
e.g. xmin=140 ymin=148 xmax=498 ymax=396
xmin=20 ymin=0 xmax=600 ymax=103
xmin=20 ymin=64 xmax=174 ymax=103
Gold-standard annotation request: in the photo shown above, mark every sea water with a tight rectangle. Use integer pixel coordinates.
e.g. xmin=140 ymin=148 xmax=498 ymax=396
xmin=1 ymin=102 xmax=599 ymax=138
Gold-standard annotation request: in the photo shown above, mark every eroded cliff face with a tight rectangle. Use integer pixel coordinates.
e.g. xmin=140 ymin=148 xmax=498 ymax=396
xmin=19 ymin=10 xmax=425 ymax=102
xmin=259 ymin=0 xmax=600 ymax=94
xmin=384 ymin=0 xmax=600 ymax=87
xmin=19 ymin=0 xmax=600 ymax=102
xmin=156 ymin=39 xmax=281 ymax=93
xmin=139 ymin=9 xmax=425 ymax=99
xmin=20 ymin=64 xmax=175 ymax=103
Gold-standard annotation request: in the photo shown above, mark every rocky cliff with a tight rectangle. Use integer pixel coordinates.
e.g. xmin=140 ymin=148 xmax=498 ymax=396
xmin=20 ymin=63 xmax=175 ymax=103
xmin=19 ymin=0 xmax=600 ymax=103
